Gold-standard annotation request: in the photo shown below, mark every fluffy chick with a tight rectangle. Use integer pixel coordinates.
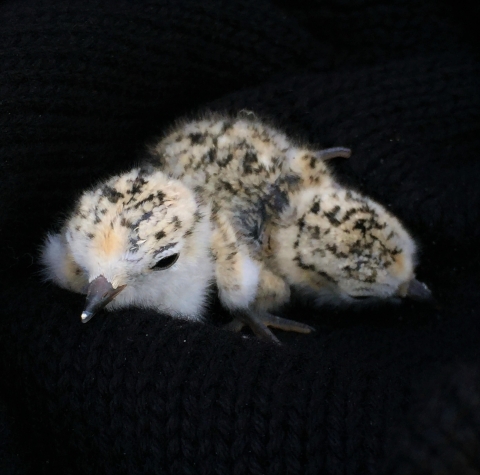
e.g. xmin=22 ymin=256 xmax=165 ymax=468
xmin=42 ymin=168 xmax=213 ymax=321
xmin=42 ymin=113 xmax=431 ymax=342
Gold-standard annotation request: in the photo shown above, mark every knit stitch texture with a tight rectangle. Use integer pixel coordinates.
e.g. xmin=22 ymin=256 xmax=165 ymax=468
xmin=1 ymin=0 xmax=479 ymax=474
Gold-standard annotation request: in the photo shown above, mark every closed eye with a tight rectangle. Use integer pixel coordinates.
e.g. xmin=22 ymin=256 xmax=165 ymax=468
xmin=151 ymin=253 xmax=179 ymax=270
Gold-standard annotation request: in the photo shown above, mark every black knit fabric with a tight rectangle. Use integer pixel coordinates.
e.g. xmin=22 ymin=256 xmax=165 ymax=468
xmin=1 ymin=0 xmax=479 ymax=474
xmin=385 ymin=364 xmax=480 ymax=474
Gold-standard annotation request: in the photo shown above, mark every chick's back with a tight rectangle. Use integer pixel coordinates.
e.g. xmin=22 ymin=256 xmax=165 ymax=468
xmin=147 ymin=114 xmax=337 ymax=250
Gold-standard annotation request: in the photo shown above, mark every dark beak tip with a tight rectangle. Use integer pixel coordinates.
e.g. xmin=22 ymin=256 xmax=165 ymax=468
xmin=406 ymin=279 xmax=436 ymax=305
xmin=81 ymin=276 xmax=126 ymax=323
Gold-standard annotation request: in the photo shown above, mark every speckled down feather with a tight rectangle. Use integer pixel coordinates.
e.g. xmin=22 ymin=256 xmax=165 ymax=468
xmin=41 ymin=113 xmax=426 ymax=341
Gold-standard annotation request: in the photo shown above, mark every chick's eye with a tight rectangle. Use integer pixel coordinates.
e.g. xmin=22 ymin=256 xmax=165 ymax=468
xmin=151 ymin=253 xmax=179 ymax=271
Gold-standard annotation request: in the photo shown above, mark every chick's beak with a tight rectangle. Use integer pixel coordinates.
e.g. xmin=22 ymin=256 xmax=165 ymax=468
xmin=405 ymin=278 xmax=433 ymax=302
xmin=81 ymin=275 xmax=126 ymax=323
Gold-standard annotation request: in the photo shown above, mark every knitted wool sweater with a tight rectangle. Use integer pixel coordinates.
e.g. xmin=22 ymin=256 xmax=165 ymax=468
xmin=1 ymin=0 xmax=479 ymax=474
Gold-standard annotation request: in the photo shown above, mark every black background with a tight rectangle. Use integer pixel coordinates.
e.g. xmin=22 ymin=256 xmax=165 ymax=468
xmin=1 ymin=0 xmax=479 ymax=473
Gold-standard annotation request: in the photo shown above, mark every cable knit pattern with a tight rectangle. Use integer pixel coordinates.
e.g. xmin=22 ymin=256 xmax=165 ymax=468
xmin=1 ymin=0 xmax=479 ymax=474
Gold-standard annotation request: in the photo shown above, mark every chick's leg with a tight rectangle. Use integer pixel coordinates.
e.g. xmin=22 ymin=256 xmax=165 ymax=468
xmin=226 ymin=309 xmax=314 ymax=344
xmin=314 ymin=147 xmax=351 ymax=160
xmin=224 ymin=268 xmax=314 ymax=343
xmin=212 ymin=214 xmax=313 ymax=343
xmin=240 ymin=266 xmax=314 ymax=339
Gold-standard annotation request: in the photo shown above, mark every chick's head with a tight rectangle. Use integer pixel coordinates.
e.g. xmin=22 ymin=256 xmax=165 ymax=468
xmin=272 ymin=186 xmax=431 ymax=303
xmin=42 ymin=168 xmax=213 ymax=321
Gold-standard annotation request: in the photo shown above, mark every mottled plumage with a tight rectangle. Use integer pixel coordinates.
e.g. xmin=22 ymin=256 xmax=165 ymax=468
xmin=42 ymin=113 xmax=431 ymax=342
